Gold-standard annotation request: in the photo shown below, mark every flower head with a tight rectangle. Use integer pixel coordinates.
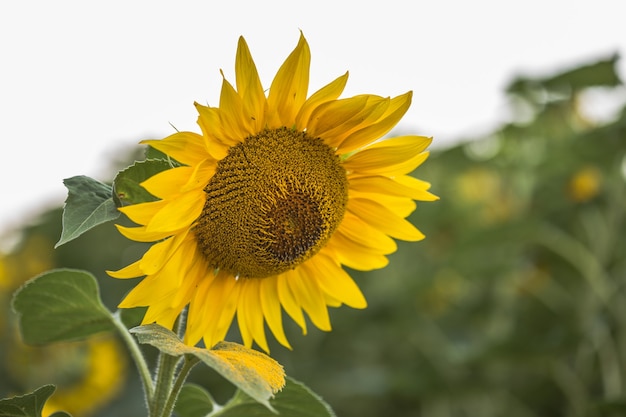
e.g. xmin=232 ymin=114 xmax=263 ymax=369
xmin=108 ymin=33 xmax=438 ymax=352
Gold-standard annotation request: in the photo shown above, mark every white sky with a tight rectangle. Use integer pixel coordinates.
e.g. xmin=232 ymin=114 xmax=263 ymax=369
xmin=1 ymin=0 xmax=625 ymax=239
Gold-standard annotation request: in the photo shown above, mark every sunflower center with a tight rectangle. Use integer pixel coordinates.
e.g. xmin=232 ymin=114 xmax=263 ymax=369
xmin=195 ymin=127 xmax=348 ymax=279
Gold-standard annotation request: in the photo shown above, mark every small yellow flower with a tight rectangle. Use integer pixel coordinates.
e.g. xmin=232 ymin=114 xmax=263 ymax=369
xmin=4 ymin=336 xmax=127 ymax=417
xmin=568 ymin=165 xmax=602 ymax=202
xmin=108 ymin=33 xmax=437 ymax=352
xmin=455 ymin=167 xmax=517 ymax=224
xmin=42 ymin=337 xmax=126 ymax=417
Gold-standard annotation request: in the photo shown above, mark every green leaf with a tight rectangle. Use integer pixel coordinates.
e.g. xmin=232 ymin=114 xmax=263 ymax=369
xmin=0 ymin=385 xmax=71 ymax=417
xmin=130 ymin=324 xmax=285 ymax=411
xmin=56 ymin=175 xmax=119 ymax=247
xmin=113 ymin=159 xmax=173 ymax=205
xmin=145 ymin=144 xmax=176 ymax=161
xmin=216 ymin=377 xmax=336 ymax=417
xmin=173 ymin=384 xmax=215 ymax=417
xmin=11 ymin=269 xmax=115 ymax=345
xmin=591 ymin=398 xmax=626 ymax=414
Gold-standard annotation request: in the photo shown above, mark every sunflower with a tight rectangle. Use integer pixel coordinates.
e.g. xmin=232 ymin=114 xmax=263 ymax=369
xmin=108 ymin=33 xmax=437 ymax=352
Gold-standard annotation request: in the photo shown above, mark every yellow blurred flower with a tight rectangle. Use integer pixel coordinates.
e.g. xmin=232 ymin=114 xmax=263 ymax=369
xmin=417 ymin=268 xmax=465 ymax=316
xmin=0 ymin=234 xmax=55 ymax=291
xmin=1 ymin=234 xmax=57 ymax=343
xmin=456 ymin=167 xmax=517 ymax=224
xmin=5 ymin=336 xmax=127 ymax=417
xmin=567 ymin=165 xmax=602 ymax=202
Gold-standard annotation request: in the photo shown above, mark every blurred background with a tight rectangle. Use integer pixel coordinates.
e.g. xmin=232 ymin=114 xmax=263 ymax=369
xmin=2 ymin=1 xmax=626 ymax=416
xmin=1 ymin=0 xmax=625 ymax=233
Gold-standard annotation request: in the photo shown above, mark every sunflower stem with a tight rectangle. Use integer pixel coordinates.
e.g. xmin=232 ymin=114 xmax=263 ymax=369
xmin=151 ymin=315 xmax=185 ymax=417
xmin=161 ymin=355 xmax=200 ymax=417
xmin=111 ymin=311 xmax=154 ymax=409
xmin=152 ymin=352 xmax=181 ymax=417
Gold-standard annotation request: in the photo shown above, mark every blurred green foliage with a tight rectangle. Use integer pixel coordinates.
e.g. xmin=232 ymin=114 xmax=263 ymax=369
xmin=1 ymin=54 xmax=625 ymax=417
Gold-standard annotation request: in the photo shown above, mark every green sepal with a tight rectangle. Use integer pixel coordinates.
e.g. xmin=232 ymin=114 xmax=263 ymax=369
xmin=55 ymin=176 xmax=120 ymax=248
xmin=11 ymin=269 xmax=115 ymax=345
xmin=112 ymin=159 xmax=174 ymax=205
xmin=130 ymin=324 xmax=285 ymax=411
xmin=173 ymin=384 xmax=215 ymax=417
xmin=0 ymin=385 xmax=71 ymax=417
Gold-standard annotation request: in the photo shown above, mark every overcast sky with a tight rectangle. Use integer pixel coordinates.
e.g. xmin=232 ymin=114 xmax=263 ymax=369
xmin=1 ymin=0 xmax=625 ymax=242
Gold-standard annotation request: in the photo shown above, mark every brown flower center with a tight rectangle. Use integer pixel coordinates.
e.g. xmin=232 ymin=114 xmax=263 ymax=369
xmin=195 ymin=127 xmax=348 ymax=279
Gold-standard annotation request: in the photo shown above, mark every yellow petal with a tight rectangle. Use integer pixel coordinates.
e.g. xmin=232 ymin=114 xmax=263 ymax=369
xmin=119 ymin=273 xmax=174 ymax=308
xmin=235 ymin=36 xmax=268 ymax=132
xmin=145 ymin=190 xmax=204 ymax=233
xmin=306 ymin=95 xmax=369 ymax=138
xmin=185 ymin=272 xmax=214 ymax=346
xmin=115 ymin=224 xmax=172 ymax=243
xmin=325 ymin=232 xmax=389 ymax=271
xmin=296 ymin=71 xmax=348 ymax=130
xmin=389 ymin=152 xmax=430 ymax=176
xmin=277 ymin=271 xmax=307 ymax=334
xmin=119 ymin=199 xmax=168 ymax=226
xmin=237 ymin=280 xmax=269 ymax=352
xmin=195 ymin=103 xmax=225 ymax=139
xmin=181 ymin=158 xmax=216 ymax=193
xmin=236 ymin=296 xmax=252 ymax=348
xmin=139 ymin=229 xmax=188 ymax=276
xmin=323 ymin=292 xmax=342 ymax=308
xmin=194 ymin=103 xmax=238 ymax=159
xmin=367 ymin=134 xmax=431 ymax=154
xmin=338 ymin=211 xmax=397 ymax=254
xmin=267 ymin=32 xmax=310 ymax=127
xmin=194 ymin=270 xmax=241 ymax=348
xmin=142 ymin=304 xmax=180 ymax=329
xmin=170 ymin=238 xmax=205 ymax=308
xmin=141 ymin=132 xmax=207 ymax=166
xmin=148 ymin=236 xmax=191 ymax=287
xmin=348 ymin=198 xmax=425 ymax=241
xmin=394 ymin=175 xmax=439 ymax=201
xmin=306 ymin=254 xmax=367 ymax=309
xmin=288 ymin=268 xmax=331 ymax=331
xmin=343 ymin=136 xmax=431 ymax=175
xmin=219 ymin=75 xmax=255 ymax=138
xmin=348 ymin=175 xmax=438 ymax=201
xmin=259 ymin=277 xmax=291 ymax=349
xmin=349 ymin=192 xmax=417 ymax=218
xmin=107 ymin=259 xmax=143 ymax=279
xmin=212 ymin=276 xmax=241 ymax=344
xmin=140 ymin=166 xmax=194 ymax=199
xmin=324 ymin=96 xmax=390 ymax=148
xmin=337 ymin=91 xmax=413 ymax=153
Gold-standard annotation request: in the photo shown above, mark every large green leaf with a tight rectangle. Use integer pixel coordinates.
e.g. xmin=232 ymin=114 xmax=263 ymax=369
xmin=215 ymin=377 xmax=336 ymax=417
xmin=130 ymin=324 xmax=285 ymax=411
xmin=173 ymin=378 xmax=336 ymax=417
xmin=0 ymin=385 xmax=71 ymax=417
xmin=173 ymin=384 xmax=215 ymax=417
xmin=56 ymin=175 xmax=119 ymax=247
xmin=113 ymin=159 xmax=173 ymax=205
xmin=11 ymin=269 xmax=115 ymax=345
